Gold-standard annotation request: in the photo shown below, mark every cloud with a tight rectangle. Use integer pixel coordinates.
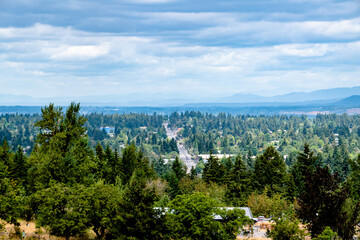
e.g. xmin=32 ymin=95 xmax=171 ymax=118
xmin=274 ymin=44 xmax=329 ymax=57
xmin=51 ymin=44 xmax=110 ymax=60
xmin=0 ymin=0 xmax=359 ymax=100
xmin=192 ymin=17 xmax=360 ymax=46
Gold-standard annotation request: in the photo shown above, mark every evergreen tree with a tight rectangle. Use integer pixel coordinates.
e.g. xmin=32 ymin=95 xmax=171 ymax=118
xmin=225 ymin=155 xmax=252 ymax=206
xmin=85 ymin=181 xmax=122 ymax=240
xmin=172 ymin=156 xmax=186 ymax=180
xmin=11 ymin=146 xmax=28 ymax=183
xmin=297 ymin=166 xmax=359 ymax=239
xmin=167 ymin=157 xmax=186 ymax=198
xmin=231 ymin=155 xmax=249 ymax=185
xmin=284 ymin=174 xmax=296 ymax=202
xmin=0 ymin=178 xmax=23 ymax=225
xmin=349 ymin=154 xmax=360 ymax=199
xmin=291 ymin=143 xmax=318 ymax=196
xmin=32 ymin=184 xmax=89 ymax=240
xmin=189 ymin=166 xmax=197 ymax=180
xmin=95 ymin=143 xmax=106 ymax=179
xmin=203 ymin=154 xmax=225 ymax=184
xmin=254 ymin=146 xmax=286 ymax=194
xmin=246 ymin=149 xmax=254 ymax=170
xmin=153 ymin=156 xmax=171 ymax=178
xmin=111 ymin=169 xmax=166 ymax=240
xmin=121 ymin=143 xmax=138 ymax=184
xmin=27 ymin=103 xmax=97 ymax=191
xmin=0 ymin=139 xmax=12 ymax=177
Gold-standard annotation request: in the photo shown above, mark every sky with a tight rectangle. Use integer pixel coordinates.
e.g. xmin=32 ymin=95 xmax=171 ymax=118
xmin=0 ymin=0 xmax=360 ymax=101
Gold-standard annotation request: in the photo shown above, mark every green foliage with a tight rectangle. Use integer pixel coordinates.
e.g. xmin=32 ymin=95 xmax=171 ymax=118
xmin=254 ymin=146 xmax=286 ymax=194
xmin=291 ymin=143 xmax=318 ymax=197
xmin=297 ymin=166 xmax=358 ymax=239
xmin=28 ymin=103 xmax=97 ymax=191
xmin=267 ymin=216 xmax=305 ymax=240
xmin=3 ymin=105 xmax=360 ymax=239
xmin=0 ymin=178 xmax=23 ymax=225
xmin=153 ymin=156 xmax=171 ymax=178
xmin=349 ymin=154 xmax=360 ymax=199
xmin=225 ymin=155 xmax=252 ymax=206
xmin=247 ymin=188 xmax=289 ymax=218
xmin=167 ymin=157 xmax=186 ymax=198
xmin=32 ymin=183 xmax=89 ymax=240
xmin=313 ymin=227 xmax=339 ymax=240
xmin=168 ymin=192 xmax=249 ymax=240
xmin=121 ymin=143 xmax=154 ymax=185
xmin=189 ymin=166 xmax=197 ymax=179
xmin=203 ymin=154 xmax=226 ymax=184
xmin=111 ymin=169 xmax=166 ymax=240
xmin=11 ymin=147 xmax=28 ymax=183
xmin=85 ymin=180 xmax=123 ymax=239
xmin=172 ymin=156 xmax=186 ymax=180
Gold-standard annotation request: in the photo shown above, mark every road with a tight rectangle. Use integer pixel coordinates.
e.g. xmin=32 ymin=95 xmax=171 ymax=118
xmin=163 ymin=122 xmax=196 ymax=173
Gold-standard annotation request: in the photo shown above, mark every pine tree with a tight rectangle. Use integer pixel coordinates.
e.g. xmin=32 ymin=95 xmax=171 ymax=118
xmin=225 ymin=155 xmax=252 ymax=206
xmin=121 ymin=143 xmax=137 ymax=184
xmin=291 ymin=143 xmax=318 ymax=196
xmin=203 ymin=154 xmax=225 ymax=184
xmin=231 ymin=155 xmax=249 ymax=184
xmin=172 ymin=157 xmax=186 ymax=180
xmin=95 ymin=143 xmax=107 ymax=179
xmin=111 ymin=169 xmax=165 ymax=239
xmin=189 ymin=166 xmax=197 ymax=180
xmin=297 ymin=166 xmax=359 ymax=239
xmin=167 ymin=157 xmax=186 ymax=198
xmin=27 ymin=103 xmax=97 ymax=191
xmin=11 ymin=147 xmax=28 ymax=182
xmin=254 ymin=146 xmax=286 ymax=194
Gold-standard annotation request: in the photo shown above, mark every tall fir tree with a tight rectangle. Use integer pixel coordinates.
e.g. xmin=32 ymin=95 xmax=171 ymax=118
xmin=203 ymin=154 xmax=226 ymax=184
xmin=254 ymin=146 xmax=286 ymax=194
xmin=291 ymin=143 xmax=318 ymax=196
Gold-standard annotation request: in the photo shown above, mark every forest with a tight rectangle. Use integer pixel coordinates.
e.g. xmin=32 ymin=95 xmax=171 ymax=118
xmin=1 ymin=103 xmax=360 ymax=239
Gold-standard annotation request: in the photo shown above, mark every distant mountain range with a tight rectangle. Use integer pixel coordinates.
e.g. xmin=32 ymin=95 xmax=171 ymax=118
xmin=1 ymin=86 xmax=360 ymax=106
xmin=221 ymin=86 xmax=360 ymax=103
xmin=333 ymin=95 xmax=360 ymax=107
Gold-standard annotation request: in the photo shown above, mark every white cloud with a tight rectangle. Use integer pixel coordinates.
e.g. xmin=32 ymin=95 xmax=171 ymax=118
xmin=51 ymin=44 xmax=110 ymax=60
xmin=0 ymin=23 xmax=360 ymax=98
xmin=274 ymin=44 xmax=329 ymax=57
xmin=194 ymin=17 xmax=360 ymax=44
xmin=0 ymin=23 xmax=74 ymax=40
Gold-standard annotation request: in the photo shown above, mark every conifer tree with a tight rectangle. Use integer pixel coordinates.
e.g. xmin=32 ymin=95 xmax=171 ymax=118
xmin=27 ymin=103 xmax=97 ymax=191
xmin=121 ymin=143 xmax=137 ymax=184
xmin=203 ymin=154 xmax=225 ymax=184
xmin=291 ymin=143 xmax=318 ymax=196
xmin=189 ymin=166 xmax=197 ymax=180
xmin=167 ymin=157 xmax=186 ymax=198
xmin=172 ymin=156 xmax=186 ymax=180
xmin=297 ymin=166 xmax=360 ymax=239
xmin=254 ymin=146 xmax=286 ymax=194
xmin=111 ymin=169 xmax=166 ymax=240
xmin=225 ymin=155 xmax=252 ymax=206
xmin=11 ymin=147 xmax=28 ymax=182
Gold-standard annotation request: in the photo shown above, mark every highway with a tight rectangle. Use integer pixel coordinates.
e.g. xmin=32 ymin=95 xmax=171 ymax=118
xmin=163 ymin=122 xmax=197 ymax=173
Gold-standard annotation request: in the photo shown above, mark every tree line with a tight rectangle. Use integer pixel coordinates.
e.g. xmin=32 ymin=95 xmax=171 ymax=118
xmin=0 ymin=103 xmax=249 ymax=239
xmin=2 ymin=104 xmax=360 ymax=239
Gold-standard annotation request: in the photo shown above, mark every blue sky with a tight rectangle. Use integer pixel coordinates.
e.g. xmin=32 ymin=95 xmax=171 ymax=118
xmin=0 ymin=0 xmax=360 ymax=100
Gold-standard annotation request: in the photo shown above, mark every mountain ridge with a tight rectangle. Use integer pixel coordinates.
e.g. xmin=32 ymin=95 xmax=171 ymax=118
xmin=1 ymin=86 xmax=360 ymax=106
xmin=223 ymin=86 xmax=360 ymax=103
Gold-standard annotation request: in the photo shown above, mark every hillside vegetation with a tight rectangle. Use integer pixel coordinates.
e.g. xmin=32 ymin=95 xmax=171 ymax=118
xmin=1 ymin=103 xmax=360 ymax=239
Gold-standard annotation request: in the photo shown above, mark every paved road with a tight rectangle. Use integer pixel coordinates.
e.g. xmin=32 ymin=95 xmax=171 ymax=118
xmin=163 ymin=122 xmax=197 ymax=173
